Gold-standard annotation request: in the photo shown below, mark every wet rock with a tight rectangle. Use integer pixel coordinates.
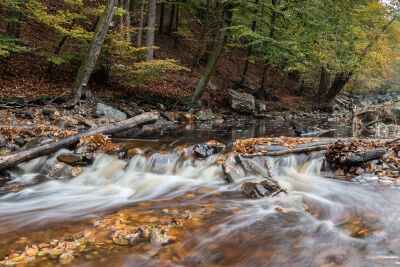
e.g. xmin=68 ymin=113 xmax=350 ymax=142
xmin=127 ymin=233 xmax=141 ymax=245
xmin=57 ymin=153 xmax=84 ymax=166
xmin=42 ymin=106 xmax=57 ymax=115
xmin=254 ymin=183 xmax=269 ymax=196
xmin=275 ymin=115 xmax=285 ymax=122
xmin=195 ymin=109 xmax=214 ymax=121
xmin=95 ymin=103 xmax=127 ymax=121
xmin=193 ymin=141 xmax=225 ymax=159
xmin=48 ymin=162 xmax=74 ymax=178
xmin=242 ymin=179 xmax=284 ymax=198
xmin=241 ymin=182 xmax=258 ymax=198
xmin=259 ymin=179 xmax=281 ymax=193
xmin=150 ymin=228 xmax=169 ymax=246
xmin=14 ymin=136 xmax=27 ymax=147
xmin=228 ymin=89 xmax=255 ymax=115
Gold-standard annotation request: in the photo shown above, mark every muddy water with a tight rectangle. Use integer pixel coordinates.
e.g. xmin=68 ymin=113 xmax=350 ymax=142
xmin=1 ymin=119 xmax=400 ymax=266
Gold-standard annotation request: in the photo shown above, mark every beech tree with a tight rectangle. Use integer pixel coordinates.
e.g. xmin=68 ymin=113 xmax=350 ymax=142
xmin=73 ymin=0 xmax=118 ymax=103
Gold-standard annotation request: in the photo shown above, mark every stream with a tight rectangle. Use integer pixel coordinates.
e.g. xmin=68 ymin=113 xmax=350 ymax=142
xmin=0 ymin=118 xmax=400 ymax=266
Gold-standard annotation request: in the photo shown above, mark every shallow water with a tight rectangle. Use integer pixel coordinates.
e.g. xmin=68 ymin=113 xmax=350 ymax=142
xmin=0 ymin=120 xmax=399 ymax=266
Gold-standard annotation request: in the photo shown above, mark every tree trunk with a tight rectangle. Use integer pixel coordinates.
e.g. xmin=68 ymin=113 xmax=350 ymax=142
xmin=124 ymin=0 xmax=132 ymax=42
xmin=193 ymin=0 xmax=211 ymax=68
xmin=159 ymin=1 xmax=165 ymax=35
xmin=174 ymin=2 xmax=180 ymax=47
xmin=324 ymin=72 xmax=352 ymax=111
xmin=47 ymin=21 xmax=76 ymax=74
xmin=240 ymin=0 xmax=259 ymax=86
xmin=136 ymin=0 xmax=145 ymax=47
xmin=145 ymin=0 xmax=156 ymax=61
xmin=191 ymin=3 xmax=233 ymax=104
xmin=240 ymin=20 xmax=257 ymax=86
xmin=256 ymin=64 xmax=269 ymax=99
xmin=316 ymin=66 xmax=331 ymax=98
xmin=167 ymin=3 xmax=176 ymax=35
xmin=0 ymin=112 xmax=159 ymax=171
xmin=6 ymin=8 xmax=22 ymax=38
xmin=321 ymin=16 xmax=396 ymax=110
xmin=255 ymin=0 xmax=280 ymax=99
xmin=73 ymin=0 xmax=117 ymax=103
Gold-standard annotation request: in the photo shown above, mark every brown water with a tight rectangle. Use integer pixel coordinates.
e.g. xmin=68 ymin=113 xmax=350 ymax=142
xmin=1 ymin=119 xmax=400 ymax=266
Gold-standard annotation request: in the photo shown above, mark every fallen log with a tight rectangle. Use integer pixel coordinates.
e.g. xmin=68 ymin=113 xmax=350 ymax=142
xmin=244 ymin=144 xmax=330 ymax=158
xmin=0 ymin=112 xmax=159 ymax=171
xmin=339 ymin=148 xmax=387 ymax=166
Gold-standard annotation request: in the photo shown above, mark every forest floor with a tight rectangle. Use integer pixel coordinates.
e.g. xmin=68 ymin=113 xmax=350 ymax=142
xmin=0 ymin=23 xmax=312 ymax=113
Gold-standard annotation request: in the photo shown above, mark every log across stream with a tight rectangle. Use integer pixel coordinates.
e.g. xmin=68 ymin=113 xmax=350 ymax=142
xmin=1 ymin=129 xmax=400 ymax=266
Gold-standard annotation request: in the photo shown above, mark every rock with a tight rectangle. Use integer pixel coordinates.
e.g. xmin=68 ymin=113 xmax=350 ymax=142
xmin=195 ymin=109 xmax=215 ymax=121
xmin=193 ymin=141 xmax=225 ymax=159
xmin=242 ymin=180 xmax=283 ymax=198
xmin=0 ymin=139 xmax=7 ymax=149
xmin=355 ymin=167 xmax=365 ymax=175
xmin=150 ymin=228 xmax=169 ymax=246
xmin=127 ymin=233 xmax=141 ymax=245
xmin=255 ymin=101 xmax=268 ymax=113
xmin=48 ymin=162 xmax=74 ymax=178
xmin=42 ymin=106 xmax=57 ymax=115
xmin=57 ymin=153 xmax=84 ymax=166
xmin=156 ymin=103 xmax=167 ymax=111
xmin=14 ymin=136 xmax=27 ymax=147
xmin=275 ymin=116 xmax=285 ymax=122
xmin=53 ymin=116 xmax=78 ymax=128
xmin=95 ymin=103 xmax=127 ymax=121
xmin=241 ymin=182 xmax=258 ymax=198
xmin=391 ymin=103 xmax=400 ymax=120
xmin=228 ymin=89 xmax=255 ymax=115
xmin=17 ymin=111 xmax=34 ymax=120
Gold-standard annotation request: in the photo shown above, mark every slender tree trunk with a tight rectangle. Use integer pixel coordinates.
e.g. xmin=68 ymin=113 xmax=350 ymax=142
xmin=316 ymin=66 xmax=331 ymax=98
xmin=124 ymin=0 xmax=132 ymax=42
xmin=167 ymin=3 xmax=176 ymax=35
xmin=73 ymin=0 xmax=117 ymax=103
xmin=6 ymin=8 xmax=22 ymax=38
xmin=159 ymin=1 xmax=165 ymax=35
xmin=119 ymin=0 xmax=124 ymax=31
xmin=145 ymin=0 xmax=156 ymax=61
xmin=174 ymin=2 xmax=180 ymax=47
xmin=256 ymin=64 xmax=269 ymax=99
xmin=46 ymin=21 xmax=77 ymax=74
xmin=240 ymin=20 xmax=257 ymax=86
xmin=255 ymin=0 xmax=280 ymax=99
xmin=136 ymin=0 xmax=145 ymax=47
xmin=191 ymin=2 xmax=233 ymax=104
xmin=193 ymin=0 xmax=211 ymax=68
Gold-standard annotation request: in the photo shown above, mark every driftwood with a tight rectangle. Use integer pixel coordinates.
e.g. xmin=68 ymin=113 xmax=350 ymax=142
xmin=0 ymin=112 xmax=159 ymax=171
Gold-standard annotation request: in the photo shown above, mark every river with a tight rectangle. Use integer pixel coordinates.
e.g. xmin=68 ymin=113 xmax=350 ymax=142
xmin=0 ymin=118 xmax=399 ymax=266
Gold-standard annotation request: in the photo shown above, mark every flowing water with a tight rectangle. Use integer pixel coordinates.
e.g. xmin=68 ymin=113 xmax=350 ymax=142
xmin=0 ymin=119 xmax=400 ymax=266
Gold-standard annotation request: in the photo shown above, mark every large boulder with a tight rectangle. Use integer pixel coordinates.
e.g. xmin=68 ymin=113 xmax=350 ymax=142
xmin=228 ymin=89 xmax=255 ymax=115
xmin=95 ymin=103 xmax=127 ymax=121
